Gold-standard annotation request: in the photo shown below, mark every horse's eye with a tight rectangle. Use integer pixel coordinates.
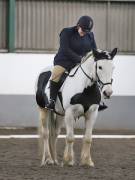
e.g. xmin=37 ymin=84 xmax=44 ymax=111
xmin=99 ymin=66 xmax=102 ymax=70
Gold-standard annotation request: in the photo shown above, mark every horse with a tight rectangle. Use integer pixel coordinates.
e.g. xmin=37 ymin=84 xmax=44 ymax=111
xmin=36 ymin=48 xmax=117 ymax=167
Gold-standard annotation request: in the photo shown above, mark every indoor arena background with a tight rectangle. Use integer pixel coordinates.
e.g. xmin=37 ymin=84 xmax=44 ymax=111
xmin=0 ymin=0 xmax=135 ymax=130
xmin=0 ymin=1 xmax=135 ymax=180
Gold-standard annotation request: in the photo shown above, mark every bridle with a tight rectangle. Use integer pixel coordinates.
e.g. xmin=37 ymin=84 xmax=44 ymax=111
xmin=69 ymin=58 xmax=113 ymax=91
xmin=95 ymin=61 xmax=113 ymax=90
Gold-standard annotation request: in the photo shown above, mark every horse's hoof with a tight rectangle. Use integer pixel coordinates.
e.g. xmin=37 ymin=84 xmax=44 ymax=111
xmin=40 ymin=162 xmax=45 ymax=167
xmin=45 ymin=158 xmax=54 ymax=165
xmin=41 ymin=158 xmax=54 ymax=166
xmin=63 ymin=160 xmax=74 ymax=166
xmin=54 ymin=159 xmax=59 ymax=166
xmin=67 ymin=161 xmax=74 ymax=166
xmin=80 ymin=159 xmax=94 ymax=167
xmin=87 ymin=161 xmax=94 ymax=167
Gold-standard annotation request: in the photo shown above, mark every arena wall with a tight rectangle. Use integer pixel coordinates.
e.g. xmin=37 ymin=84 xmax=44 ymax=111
xmin=0 ymin=53 xmax=135 ymax=130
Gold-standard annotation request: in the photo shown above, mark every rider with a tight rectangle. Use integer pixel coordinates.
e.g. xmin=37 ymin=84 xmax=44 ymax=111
xmin=45 ymin=15 xmax=107 ymax=111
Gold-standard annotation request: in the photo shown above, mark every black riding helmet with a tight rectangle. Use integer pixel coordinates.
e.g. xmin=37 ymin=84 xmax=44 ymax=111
xmin=77 ymin=15 xmax=93 ymax=32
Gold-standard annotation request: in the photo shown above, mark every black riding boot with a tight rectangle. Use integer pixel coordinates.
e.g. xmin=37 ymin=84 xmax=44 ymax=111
xmin=45 ymin=80 xmax=60 ymax=111
xmin=98 ymin=102 xmax=108 ymax=111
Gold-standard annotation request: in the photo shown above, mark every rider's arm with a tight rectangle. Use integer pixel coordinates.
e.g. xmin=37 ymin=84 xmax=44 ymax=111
xmin=89 ymin=32 xmax=97 ymax=50
xmin=59 ymin=28 xmax=81 ymax=63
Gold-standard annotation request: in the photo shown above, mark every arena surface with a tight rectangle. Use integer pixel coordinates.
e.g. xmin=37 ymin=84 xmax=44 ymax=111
xmin=0 ymin=129 xmax=135 ymax=180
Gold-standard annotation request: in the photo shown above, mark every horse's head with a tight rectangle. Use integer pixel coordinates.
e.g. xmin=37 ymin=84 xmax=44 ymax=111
xmin=93 ymin=48 xmax=118 ymax=99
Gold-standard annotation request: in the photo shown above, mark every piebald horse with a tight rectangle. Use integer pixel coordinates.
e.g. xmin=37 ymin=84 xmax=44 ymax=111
xmin=36 ymin=48 xmax=117 ymax=167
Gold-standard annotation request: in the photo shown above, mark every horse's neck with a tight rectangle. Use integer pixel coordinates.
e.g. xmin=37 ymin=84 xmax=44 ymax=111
xmin=62 ymin=57 xmax=96 ymax=94
xmin=61 ymin=57 xmax=96 ymax=110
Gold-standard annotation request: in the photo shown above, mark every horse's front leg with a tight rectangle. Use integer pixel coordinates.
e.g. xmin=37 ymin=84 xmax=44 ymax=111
xmin=63 ymin=105 xmax=84 ymax=166
xmin=63 ymin=107 xmax=75 ymax=166
xmin=81 ymin=104 xmax=99 ymax=167
xmin=39 ymin=108 xmax=54 ymax=166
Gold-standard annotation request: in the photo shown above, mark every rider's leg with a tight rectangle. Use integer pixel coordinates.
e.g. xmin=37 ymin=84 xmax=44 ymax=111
xmin=45 ymin=65 xmax=66 ymax=110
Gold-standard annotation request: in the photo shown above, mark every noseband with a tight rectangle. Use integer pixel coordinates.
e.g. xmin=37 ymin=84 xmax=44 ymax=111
xmin=95 ymin=62 xmax=113 ymax=90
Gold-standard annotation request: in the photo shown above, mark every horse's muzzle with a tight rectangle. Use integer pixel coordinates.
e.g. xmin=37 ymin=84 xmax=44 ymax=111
xmin=103 ymin=90 xmax=113 ymax=99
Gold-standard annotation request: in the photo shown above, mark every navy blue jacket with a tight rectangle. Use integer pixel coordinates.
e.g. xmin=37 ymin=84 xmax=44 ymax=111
xmin=54 ymin=26 xmax=97 ymax=70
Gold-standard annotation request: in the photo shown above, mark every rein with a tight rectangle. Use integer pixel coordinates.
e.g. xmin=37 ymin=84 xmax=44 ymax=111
xmin=68 ymin=63 xmax=93 ymax=82
xmin=68 ymin=52 xmax=94 ymax=82
xmin=68 ymin=64 xmax=80 ymax=77
xmin=80 ymin=65 xmax=93 ymax=82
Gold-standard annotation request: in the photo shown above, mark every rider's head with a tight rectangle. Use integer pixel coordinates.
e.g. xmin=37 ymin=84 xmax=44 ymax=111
xmin=77 ymin=15 xmax=93 ymax=33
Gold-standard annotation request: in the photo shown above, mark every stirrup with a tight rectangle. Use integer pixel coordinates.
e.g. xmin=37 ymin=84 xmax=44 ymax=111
xmin=45 ymin=99 xmax=55 ymax=111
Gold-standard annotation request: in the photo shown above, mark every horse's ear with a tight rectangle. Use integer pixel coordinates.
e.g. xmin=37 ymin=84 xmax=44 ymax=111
xmin=110 ymin=48 xmax=118 ymax=59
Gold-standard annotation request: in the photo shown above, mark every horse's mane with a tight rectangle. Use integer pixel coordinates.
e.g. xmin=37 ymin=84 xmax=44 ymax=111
xmin=81 ymin=51 xmax=93 ymax=64
xmin=68 ymin=51 xmax=94 ymax=77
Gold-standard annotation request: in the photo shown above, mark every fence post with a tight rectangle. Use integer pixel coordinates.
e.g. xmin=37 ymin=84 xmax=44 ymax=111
xmin=8 ymin=0 xmax=15 ymax=52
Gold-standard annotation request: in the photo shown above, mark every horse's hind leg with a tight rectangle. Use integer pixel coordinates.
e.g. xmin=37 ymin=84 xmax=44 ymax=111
xmin=38 ymin=108 xmax=54 ymax=166
xmin=81 ymin=104 xmax=98 ymax=167
xmin=49 ymin=114 xmax=64 ymax=165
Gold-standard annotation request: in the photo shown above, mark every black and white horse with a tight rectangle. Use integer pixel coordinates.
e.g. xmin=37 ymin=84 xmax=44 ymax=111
xmin=36 ymin=48 xmax=117 ymax=167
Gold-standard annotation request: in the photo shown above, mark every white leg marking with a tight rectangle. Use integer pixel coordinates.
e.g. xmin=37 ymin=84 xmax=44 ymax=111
xmin=81 ymin=104 xmax=99 ymax=167
xmin=63 ymin=106 xmax=77 ymax=166
xmin=39 ymin=108 xmax=54 ymax=166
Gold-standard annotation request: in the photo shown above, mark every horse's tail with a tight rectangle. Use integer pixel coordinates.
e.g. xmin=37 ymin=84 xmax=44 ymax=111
xmin=38 ymin=108 xmax=57 ymax=160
